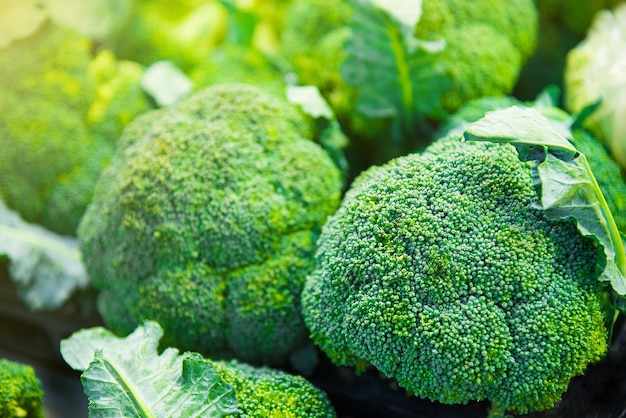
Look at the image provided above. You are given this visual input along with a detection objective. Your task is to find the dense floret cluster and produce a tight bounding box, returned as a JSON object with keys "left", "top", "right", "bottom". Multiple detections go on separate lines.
{"left": 78, "top": 83, "right": 344, "bottom": 364}
{"left": 302, "top": 134, "right": 608, "bottom": 413}
{"left": 214, "top": 359, "right": 336, "bottom": 417}
{"left": 0, "top": 23, "right": 151, "bottom": 235}
{"left": 0, "top": 358, "right": 44, "bottom": 418}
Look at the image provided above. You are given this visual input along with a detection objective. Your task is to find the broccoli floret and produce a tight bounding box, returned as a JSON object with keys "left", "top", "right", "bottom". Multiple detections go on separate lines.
{"left": 0, "top": 23, "right": 152, "bottom": 235}
{"left": 78, "top": 83, "right": 344, "bottom": 365}
{"left": 0, "top": 359, "right": 44, "bottom": 418}
{"left": 302, "top": 118, "right": 608, "bottom": 413}
{"left": 214, "top": 359, "right": 335, "bottom": 417}
{"left": 414, "top": 0, "right": 538, "bottom": 111}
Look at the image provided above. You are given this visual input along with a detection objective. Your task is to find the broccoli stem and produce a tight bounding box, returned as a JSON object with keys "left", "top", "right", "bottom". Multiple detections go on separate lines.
{"left": 486, "top": 401, "right": 512, "bottom": 418}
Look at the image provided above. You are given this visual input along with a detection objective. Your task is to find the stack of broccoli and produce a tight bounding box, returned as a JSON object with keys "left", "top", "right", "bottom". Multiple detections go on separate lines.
{"left": 4, "top": 1, "right": 626, "bottom": 417}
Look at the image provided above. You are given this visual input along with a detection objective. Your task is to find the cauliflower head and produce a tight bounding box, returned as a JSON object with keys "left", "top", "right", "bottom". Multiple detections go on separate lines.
{"left": 302, "top": 132, "right": 608, "bottom": 413}
{"left": 78, "top": 83, "right": 344, "bottom": 365}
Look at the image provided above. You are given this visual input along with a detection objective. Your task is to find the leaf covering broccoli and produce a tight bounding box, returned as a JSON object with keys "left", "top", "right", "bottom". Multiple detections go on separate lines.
{"left": 0, "top": 23, "right": 152, "bottom": 235}
{"left": 302, "top": 108, "right": 610, "bottom": 414}
{"left": 0, "top": 358, "right": 44, "bottom": 418}
{"left": 442, "top": 93, "right": 626, "bottom": 235}
{"left": 78, "top": 83, "right": 345, "bottom": 365}
{"left": 60, "top": 321, "right": 336, "bottom": 417}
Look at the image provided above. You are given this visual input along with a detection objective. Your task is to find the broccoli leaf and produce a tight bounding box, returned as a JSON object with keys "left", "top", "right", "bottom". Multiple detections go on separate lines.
{"left": 142, "top": 61, "right": 194, "bottom": 107}
{"left": 0, "top": 198, "right": 89, "bottom": 310}
{"left": 287, "top": 85, "right": 335, "bottom": 120}
{"left": 60, "top": 321, "right": 239, "bottom": 418}
{"left": 341, "top": 0, "right": 448, "bottom": 141}
{"left": 463, "top": 106, "right": 626, "bottom": 297}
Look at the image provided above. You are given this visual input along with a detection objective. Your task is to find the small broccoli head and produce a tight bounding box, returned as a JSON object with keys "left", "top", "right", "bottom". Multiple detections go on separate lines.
{"left": 78, "top": 83, "right": 344, "bottom": 365}
{"left": 414, "top": 0, "right": 538, "bottom": 111}
{"left": 0, "top": 359, "right": 44, "bottom": 418}
{"left": 213, "top": 359, "right": 335, "bottom": 417}
{"left": 302, "top": 133, "right": 608, "bottom": 413}
{"left": 0, "top": 24, "right": 151, "bottom": 235}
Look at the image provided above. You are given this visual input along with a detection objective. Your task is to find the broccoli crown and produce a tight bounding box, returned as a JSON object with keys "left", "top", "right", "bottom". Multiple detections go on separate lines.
{"left": 0, "top": 23, "right": 151, "bottom": 235}
{"left": 414, "top": 0, "right": 538, "bottom": 111}
{"left": 302, "top": 134, "right": 608, "bottom": 413}
{"left": 78, "top": 83, "right": 343, "bottom": 365}
{"left": 0, "top": 359, "right": 44, "bottom": 418}
{"left": 213, "top": 359, "right": 335, "bottom": 417}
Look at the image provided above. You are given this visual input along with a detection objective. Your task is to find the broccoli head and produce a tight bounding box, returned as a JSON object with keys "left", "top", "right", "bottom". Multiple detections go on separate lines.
{"left": 302, "top": 119, "right": 608, "bottom": 414}
{"left": 214, "top": 359, "right": 335, "bottom": 417}
{"left": 78, "top": 83, "right": 344, "bottom": 365}
{"left": 0, "top": 23, "right": 152, "bottom": 235}
{"left": 0, "top": 358, "right": 44, "bottom": 418}
{"left": 414, "top": 0, "right": 538, "bottom": 111}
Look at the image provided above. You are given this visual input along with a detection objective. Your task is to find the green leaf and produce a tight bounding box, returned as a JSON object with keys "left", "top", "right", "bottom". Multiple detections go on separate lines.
{"left": 341, "top": 0, "right": 448, "bottom": 141}
{"left": 142, "top": 61, "right": 194, "bottom": 107}
{"left": 60, "top": 322, "right": 238, "bottom": 418}
{"left": 287, "top": 85, "right": 335, "bottom": 120}
{"left": 0, "top": 198, "right": 89, "bottom": 310}
{"left": 463, "top": 106, "right": 626, "bottom": 296}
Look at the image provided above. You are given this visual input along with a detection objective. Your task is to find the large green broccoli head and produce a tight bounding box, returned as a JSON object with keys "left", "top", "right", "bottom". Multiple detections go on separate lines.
{"left": 78, "top": 83, "right": 344, "bottom": 365}
{"left": 0, "top": 23, "right": 152, "bottom": 235}
{"left": 302, "top": 131, "right": 608, "bottom": 413}
{"left": 415, "top": 0, "right": 538, "bottom": 111}
{"left": 214, "top": 359, "right": 335, "bottom": 417}
{"left": 0, "top": 359, "right": 44, "bottom": 418}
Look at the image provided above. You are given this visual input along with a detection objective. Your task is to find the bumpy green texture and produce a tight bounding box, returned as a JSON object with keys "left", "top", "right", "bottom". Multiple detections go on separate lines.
{"left": 302, "top": 134, "right": 608, "bottom": 414}
{"left": 414, "top": 0, "right": 538, "bottom": 111}
{"left": 442, "top": 96, "right": 626, "bottom": 235}
{"left": 78, "top": 83, "right": 343, "bottom": 365}
{"left": 0, "top": 359, "right": 44, "bottom": 418}
{"left": 0, "top": 23, "right": 151, "bottom": 235}
{"left": 214, "top": 359, "right": 335, "bottom": 417}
